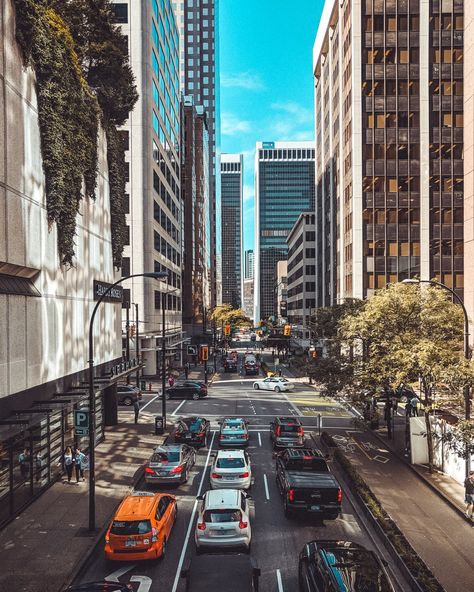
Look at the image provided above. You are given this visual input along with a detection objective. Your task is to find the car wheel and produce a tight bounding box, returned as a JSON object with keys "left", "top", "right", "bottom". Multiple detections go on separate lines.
{"left": 245, "top": 543, "right": 251, "bottom": 554}
{"left": 284, "top": 501, "right": 293, "bottom": 519}
{"left": 123, "top": 396, "right": 133, "bottom": 406}
{"left": 192, "top": 392, "right": 200, "bottom": 400}
{"left": 253, "top": 383, "right": 259, "bottom": 390}
{"left": 196, "top": 546, "right": 203, "bottom": 555}
{"left": 160, "top": 538, "right": 166, "bottom": 559}
{"left": 274, "top": 386, "right": 281, "bottom": 393}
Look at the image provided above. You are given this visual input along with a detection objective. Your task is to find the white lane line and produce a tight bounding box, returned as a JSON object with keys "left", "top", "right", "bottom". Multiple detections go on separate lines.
{"left": 171, "top": 431, "right": 216, "bottom": 592}
{"left": 258, "top": 432, "right": 262, "bottom": 447}
{"left": 139, "top": 394, "right": 159, "bottom": 412}
{"left": 263, "top": 474, "right": 270, "bottom": 500}
{"left": 171, "top": 400, "right": 185, "bottom": 416}
{"left": 283, "top": 393, "right": 302, "bottom": 417}
{"left": 276, "top": 569, "right": 284, "bottom": 592}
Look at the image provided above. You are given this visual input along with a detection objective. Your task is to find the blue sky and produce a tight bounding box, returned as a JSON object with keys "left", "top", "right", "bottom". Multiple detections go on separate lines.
{"left": 219, "top": 0, "right": 325, "bottom": 252}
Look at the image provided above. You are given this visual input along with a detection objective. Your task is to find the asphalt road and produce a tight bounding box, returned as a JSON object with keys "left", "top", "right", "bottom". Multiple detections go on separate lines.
{"left": 73, "top": 354, "right": 409, "bottom": 591}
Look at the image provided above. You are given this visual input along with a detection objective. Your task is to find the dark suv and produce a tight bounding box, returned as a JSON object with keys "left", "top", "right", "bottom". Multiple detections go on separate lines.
{"left": 270, "top": 417, "right": 305, "bottom": 449}
{"left": 166, "top": 381, "right": 207, "bottom": 400}
{"left": 298, "top": 540, "right": 392, "bottom": 591}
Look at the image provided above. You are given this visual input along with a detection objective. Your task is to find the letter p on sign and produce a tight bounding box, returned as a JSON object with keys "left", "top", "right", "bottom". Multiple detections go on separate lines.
{"left": 74, "top": 410, "right": 90, "bottom": 436}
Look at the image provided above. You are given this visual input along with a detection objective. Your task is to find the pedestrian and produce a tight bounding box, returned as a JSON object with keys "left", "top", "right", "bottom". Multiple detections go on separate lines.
{"left": 133, "top": 399, "right": 140, "bottom": 424}
{"left": 63, "top": 446, "right": 74, "bottom": 483}
{"left": 74, "top": 448, "right": 86, "bottom": 482}
{"left": 391, "top": 396, "right": 398, "bottom": 414}
{"left": 35, "top": 450, "right": 44, "bottom": 483}
{"left": 464, "top": 471, "right": 474, "bottom": 520}
{"left": 168, "top": 374, "right": 175, "bottom": 388}
{"left": 19, "top": 448, "right": 30, "bottom": 482}
{"left": 278, "top": 368, "right": 282, "bottom": 377}
{"left": 184, "top": 362, "right": 189, "bottom": 379}
{"left": 410, "top": 396, "right": 419, "bottom": 417}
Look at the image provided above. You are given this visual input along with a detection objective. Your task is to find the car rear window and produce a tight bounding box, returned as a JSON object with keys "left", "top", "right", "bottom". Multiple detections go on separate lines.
{"left": 185, "top": 419, "right": 203, "bottom": 432}
{"left": 110, "top": 519, "right": 152, "bottom": 535}
{"left": 280, "top": 424, "right": 301, "bottom": 433}
{"left": 151, "top": 451, "right": 180, "bottom": 463}
{"left": 286, "top": 458, "right": 328, "bottom": 471}
{"left": 216, "top": 457, "right": 245, "bottom": 469}
{"left": 223, "top": 422, "right": 245, "bottom": 431}
{"left": 203, "top": 509, "right": 242, "bottom": 523}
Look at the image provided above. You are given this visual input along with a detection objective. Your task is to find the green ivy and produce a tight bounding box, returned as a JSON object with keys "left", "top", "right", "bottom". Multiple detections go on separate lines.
{"left": 105, "top": 123, "right": 126, "bottom": 268}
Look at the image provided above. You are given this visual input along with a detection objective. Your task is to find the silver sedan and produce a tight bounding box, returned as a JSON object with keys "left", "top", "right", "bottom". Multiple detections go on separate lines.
{"left": 144, "top": 444, "right": 196, "bottom": 485}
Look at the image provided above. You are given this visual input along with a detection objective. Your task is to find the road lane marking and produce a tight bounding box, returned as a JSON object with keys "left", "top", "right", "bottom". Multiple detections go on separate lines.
{"left": 276, "top": 569, "right": 284, "bottom": 591}
{"left": 140, "top": 394, "right": 160, "bottom": 412}
{"left": 171, "top": 431, "right": 216, "bottom": 592}
{"left": 283, "top": 393, "right": 303, "bottom": 416}
{"left": 263, "top": 474, "right": 270, "bottom": 500}
{"left": 171, "top": 400, "right": 185, "bottom": 416}
{"left": 258, "top": 432, "right": 262, "bottom": 447}
{"left": 106, "top": 565, "right": 135, "bottom": 582}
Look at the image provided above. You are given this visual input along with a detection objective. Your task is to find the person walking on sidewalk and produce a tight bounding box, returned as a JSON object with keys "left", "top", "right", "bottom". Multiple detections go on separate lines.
{"left": 410, "top": 396, "right": 419, "bottom": 417}
{"left": 63, "top": 446, "right": 74, "bottom": 483}
{"left": 184, "top": 362, "right": 189, "bottom": 379}
{"left": 19, "top": 448, "right": 30, "bottom": 483}
{"left": 133, "top": 399, "right": 140, "bottom": 424}
{"left": 168, "top": 374, "right": 175, "bottom": 388}
{"left": 74, "top": 448, "right": 86, "bottom": 482}
{"left": 464, "top": 471, "right": 474, "bottom": 520}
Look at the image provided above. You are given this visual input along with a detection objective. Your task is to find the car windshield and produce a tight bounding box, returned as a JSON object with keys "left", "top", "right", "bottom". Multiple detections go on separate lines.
{"left": 321, "top": 548, "right": 391, "bottom": 591}
{"left": 223, "top": 422, "right": 245, "bottom": 431}
{"left": 151, "top": 450, "right": 180, "bottom": 463}
{"left": 280, "top": 424, "right": 301, "bottom": 433}
{"left": 203, "top": 509, "right": 242, "bottom": 523}
{"left": 216, "top": 457, "right": 245, "bottom": 469}
{"left": 110, "top": 519, "right": 152, "bottom": 535}
{"left": 287, "top": 458, "right": 328, "bottom": 471}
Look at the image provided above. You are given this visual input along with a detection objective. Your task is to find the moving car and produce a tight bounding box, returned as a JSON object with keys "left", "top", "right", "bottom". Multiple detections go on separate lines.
{"left": 243, "top": 354, "right": 259, "bottom": 376}
{"left": 180, "top": 553, "right": 261, "bottom": 591}
{"left": 195, "top": 489, "right": 252, "bottom": 553}
{"left": 253, "top": 377, "right": 295, "bottom": 392}
{"left": 66, "top": 584, "right": 132, "bottom": 592}
{"left": 224, "top": 358, "right": 238, "bottom": 373}
{"left": 219, "top": 418, "right": 250, "bottom": 447}
{"left": 104, "top": 491, "right": 177, "bottom": 561}
{"left": 270, "top": 417, "right": 305, "bottom": 449}
{"left": 165, "top": 380, "right": 207, "bottom": 400}
{"left": 144, "top": 444, "right": 196, "bottom": 486}
{"left": 210, "top": 449, "right": 252, "bottom": 490}
{"left": 298, "top": 540, "right": 393, "bottom": 591}
{"left": 276, "top": 449, "right": 342, "bottom": 519}
{"left": 117, "top": 384, "right": 141, "bottom": 406}
{"left": 173, "top": 417, "right": 211, "bottom": 448}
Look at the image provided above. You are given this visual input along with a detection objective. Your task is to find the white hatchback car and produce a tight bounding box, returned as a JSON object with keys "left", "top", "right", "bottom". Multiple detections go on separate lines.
{"left": 195, "top": 489, "right": 252, "bottom": 553}
{"left": 210, "top": 449, "right": 252, "bottom": 490}
{"left": 253, "top": 377, "right": 295, "bottom": 392}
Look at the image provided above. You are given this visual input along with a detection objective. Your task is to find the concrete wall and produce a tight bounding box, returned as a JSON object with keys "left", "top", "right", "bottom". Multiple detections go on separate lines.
{"left": 0, "top": 0, "right": 122, "bottom": 399}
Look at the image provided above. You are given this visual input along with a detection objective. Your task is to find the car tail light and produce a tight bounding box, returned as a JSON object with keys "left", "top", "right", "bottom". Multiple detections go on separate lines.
{"left": 197, "top": 432, "right": 205, "bottom": 437}
{"left": 239, "top": 472, "right": 249, "bottom": 478}
{"left": 170, "top": 465, "right": 183, "bottom": 474}
{"left": 144, "top": 467, "right": 154, "bottom": 474}
{"left": 276, "top": 426, "right": 281, "bottom": 437}
{"left": 197, "top": 521, "right": 206, "bottom": 530}
{"left": 298, "top": 427, "right": 304, "bottom": 436}
{"left": 243, "top": 434, "right": 249, "bottom": 439}
{"left": 337, "top": 488, "right": 342, "bottom": 504}
{"left": 211, "top": 472, "right": 222, "bottom": 479}
{"left": 288, "top": 488, "right": 295, "bottom": 502}
{"left": 239, "top": 520, "right": 248, "bottom": 529}
{"left": 219, "top": 434, "right": 225, "bottom": 440}
{"left": 151, "top": 527, "right": 158, "bottom": 542}
{"left": 105, "top": 535, "right": 110, "bottom": 544}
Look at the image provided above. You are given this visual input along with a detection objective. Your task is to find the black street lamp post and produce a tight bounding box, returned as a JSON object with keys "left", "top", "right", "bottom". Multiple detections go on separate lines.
{"left": 161, "top": 282, "right": 179, "bottom": 430}
{"left": 88, "top": 271, "right": 168, "bottom": 531}
{"left": 135, "top": 303, "right": 140, "bottom": 388}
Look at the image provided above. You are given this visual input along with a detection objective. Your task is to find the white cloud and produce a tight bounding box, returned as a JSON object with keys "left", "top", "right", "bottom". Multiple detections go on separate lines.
{"left": 271, "top": 101, "right": 314, "bottom": 125}
{"left": 221, "top": 114, "right": 252, "bottom": 136}
{"left": 221, "top": 72, "right": 265, "bottom": 91}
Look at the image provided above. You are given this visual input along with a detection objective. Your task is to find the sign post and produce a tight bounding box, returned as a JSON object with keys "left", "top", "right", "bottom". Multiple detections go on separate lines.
{"left": 74, "top": 410, "right": 90, "bottom": 437}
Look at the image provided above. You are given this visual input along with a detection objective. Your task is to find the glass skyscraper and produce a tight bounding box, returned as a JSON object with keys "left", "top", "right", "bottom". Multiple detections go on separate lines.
{"left": 254, "top": 142, "right": 316, "bottom": 321}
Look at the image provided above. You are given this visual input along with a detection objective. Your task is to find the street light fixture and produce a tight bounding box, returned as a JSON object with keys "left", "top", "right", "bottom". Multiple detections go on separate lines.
{"left": 88, "top": 271, "right": 168, "bottom": 531}
{"left": 402, "top": 278, "right": 471, "bottom": 475}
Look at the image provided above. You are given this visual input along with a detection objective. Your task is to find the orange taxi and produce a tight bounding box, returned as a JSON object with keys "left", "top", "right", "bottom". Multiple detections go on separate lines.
{"left": 104, "top": 491, "right": 177, "bottom": 561}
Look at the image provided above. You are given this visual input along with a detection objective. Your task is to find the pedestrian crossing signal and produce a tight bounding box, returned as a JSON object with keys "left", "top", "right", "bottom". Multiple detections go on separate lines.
{"left": 311, "top": 350, "right": 318, "bottom": 359}
{"left": 224, "top": 324, "right": 231, "bottom": 336}
{"left": 201, "top": 345, "right": 209, "bottom": 361}
{"left": 283, "top": 325, "right": 291, "bottom": 336}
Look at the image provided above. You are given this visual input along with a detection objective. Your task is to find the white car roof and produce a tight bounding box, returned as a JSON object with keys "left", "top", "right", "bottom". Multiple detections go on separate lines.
{"left": 205, "top": 488, "right": 240, "bottom": 509}
{"left": 216, "top": 449, "right": 246, "bottom": 459}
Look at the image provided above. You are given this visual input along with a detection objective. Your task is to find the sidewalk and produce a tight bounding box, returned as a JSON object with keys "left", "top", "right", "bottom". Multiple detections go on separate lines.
{"left": 0, "top": 410, "right": 167, "bottom": 592}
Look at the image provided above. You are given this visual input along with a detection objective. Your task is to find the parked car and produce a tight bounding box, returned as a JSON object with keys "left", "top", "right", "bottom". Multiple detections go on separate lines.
{"left": 270, "top": 417, "right": 305, "bottom": 449}
{"left": 173, "top": 417, "right": 211, "bottom": 448}
{"left": 144, "top": 444, "right": 196, "bottom": 486}
{"left": 253, "top": 377, "right": 295, "bottom": 392}
{"left": 298, "top": 540, "right": 393, "bottom": 591}
{"left": 224, "top": 358, "right": 238, "bottom": 373}
{"left": 276, "top": 448, "right": 342, "bottom": 519}
{"left": 210, "top": 449, "right": 252, "bottom": 490}
{"left": 195, "top": 489, "right": 252, "bottom": 553}
{"left": 219, "top": 418, "right": 250, "bottom": 447}
{"left": 180, "top": 553, "right": 260, "bottom": 591}
{"left": 116, "top": 384, "right": 141, "bottom": 406}
{"left": 104, "top": 491, "right": 177, "bottom": 561}
{"left": 165, "top": 381, "right": 207, "bottom": 400}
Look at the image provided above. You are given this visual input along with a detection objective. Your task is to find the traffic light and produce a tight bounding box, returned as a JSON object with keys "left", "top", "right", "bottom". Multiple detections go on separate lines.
{"left": 283, "top": 324, "right": 291, "bottom": 337}
{"left": 224, "top": 324, "right": 231, "bottom": 336}
{"left": 311, "top": 350, "right": 318, "bottom": 359}
{"left": 201, "top": 345, "right": 209, "bottom": 361}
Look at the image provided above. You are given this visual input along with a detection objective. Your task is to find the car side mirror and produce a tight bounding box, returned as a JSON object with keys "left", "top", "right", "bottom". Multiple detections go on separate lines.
{"left": 196, "top": 495, "right": 204, "bottom": 501}
{"left": 245, "top": 493, "right": 253, "bottom": 499}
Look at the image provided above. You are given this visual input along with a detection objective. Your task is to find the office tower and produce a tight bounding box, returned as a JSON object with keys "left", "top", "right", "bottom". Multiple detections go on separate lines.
{"left": 254, "top": 141, "right": 316, "bottom": 321}
{"left": 286, "top": 213, "right": 316, "bottom": 337}
{"left": 220, "top": 154, "right": 243, "bottom": 308}
{"left": 181, "top": 97, "right": 211, "bottom": 334}
{"left": 243, "top": 279, "right": 254, "bottom": 320}
{"left": 174, "top": 0, "right": 220, "bottom": 307}
{"left": 275, "top": 261, "right": 288, "bottom": 323}
{"left": 113, "top": 0, "right": 183, "bottom": 374}
{"left": 244, "top": 250, "right": 255, "bottom": 280}
{"left": 313, "top": 0, "right": 464, "bottom": 307}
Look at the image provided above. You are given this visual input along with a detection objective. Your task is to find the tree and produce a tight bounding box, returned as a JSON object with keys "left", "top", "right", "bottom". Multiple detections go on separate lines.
{"left": 341, "top": 282, "right": 474, "bottom": 471}
{"left": 209, "top": 304, "right": 252, "bottom": 328}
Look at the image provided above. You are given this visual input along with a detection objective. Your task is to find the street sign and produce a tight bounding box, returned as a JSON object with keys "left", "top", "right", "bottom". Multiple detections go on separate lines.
{"left": 187, "top": 345, "right": 197, "bottom": 355}
{"left": 74, "top": 410, "right": 89, "bottom": 437}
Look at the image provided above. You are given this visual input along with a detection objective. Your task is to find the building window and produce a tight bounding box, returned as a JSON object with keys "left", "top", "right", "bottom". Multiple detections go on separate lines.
{"left": 121, "top": 257, "right": 130, "bottom": 277}
{"left": 110, "top": 3, "right": 128, "bottom": 23}
{"left": 124, "top": 193, "right": 130, "bottom": 214}
{"left": 154, "top": 291, "right": 162, "bottom": 309}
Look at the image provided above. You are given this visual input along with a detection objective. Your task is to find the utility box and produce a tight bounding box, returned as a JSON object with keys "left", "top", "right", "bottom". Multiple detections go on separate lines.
{"left": 155, "top": 415, "right": 165, "bottom": 435}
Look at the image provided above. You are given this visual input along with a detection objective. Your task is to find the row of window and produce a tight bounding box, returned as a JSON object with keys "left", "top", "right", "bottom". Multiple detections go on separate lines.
{"left": 153, "top": 171, "right": 179, "bottom": 222}
{"left": 154, "top": 290, "right": 181, "bottom": 311}
{"left": 154, "top": 261, "right": 181, "bottom": 289}
{"left": 154, "top": 230, "right": 181, "bottom": 267}
{"left": 154, "top": 200, "right": 179, "bottom": 243}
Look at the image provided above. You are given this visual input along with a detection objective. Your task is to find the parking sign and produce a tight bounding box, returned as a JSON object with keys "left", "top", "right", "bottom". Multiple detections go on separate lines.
{"left": 74, "top": 410, "right": 90, "bottom": 436}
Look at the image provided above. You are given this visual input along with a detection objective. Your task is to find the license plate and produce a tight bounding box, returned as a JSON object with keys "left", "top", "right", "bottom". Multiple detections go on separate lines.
{"left": 125, "top": 539, "right": 137, "bottom": 547}
{"left": 310, "top": 505, "right": 320, "bottom": 511}
{"left": 185, "top": 435, "right": 192, "bottom": 439}
{"left": 223, "top": 475, "right": 236, "bottom": 480}
{"left": 157, "top": 471, "right": 168, "bottom": 476}
{"left": 211, "top": 529, "right": 233, "bottom": 536}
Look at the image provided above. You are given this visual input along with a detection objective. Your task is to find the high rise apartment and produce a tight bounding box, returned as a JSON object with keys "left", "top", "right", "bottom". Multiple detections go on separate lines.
{"left": 314, "top": 0, "right": 464, "bottom": 306}
{"left": 173, "top": 0, "right": 220, "bottom": 307}
{"left": 112, "top": 0, "right": 183, "bottom": 375}
{"left": 220, "top": 154, "right": 243, "bottom": 308}
{"left": 244, "top": 250, "right": 254, "bottom": 280}
{"left": 254, "top": 141, "right": 315, "bottom": 321}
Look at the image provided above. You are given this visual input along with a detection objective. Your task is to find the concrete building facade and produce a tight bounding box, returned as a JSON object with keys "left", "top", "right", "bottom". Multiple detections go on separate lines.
{"left": 220, "top": 154, "right": 243, "bottom": 308}
{"left": 314, "top": 0, "right": 464, "bottom": 306}
{"left": 286, "top": 213, "right": 316, "bottom": 338}
{"left": 254, "top": 141, "right": 315, "bottom": 322}
{"left": 113, "top": 0, "right": 184, "bottom": 375}
{"left": 243, "top": 278, "right": 254, "bottom": 320}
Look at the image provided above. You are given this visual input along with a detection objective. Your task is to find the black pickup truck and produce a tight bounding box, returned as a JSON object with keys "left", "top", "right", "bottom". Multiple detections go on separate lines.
{"left": 275, "top": 448, "right": 342, "bottom": 519}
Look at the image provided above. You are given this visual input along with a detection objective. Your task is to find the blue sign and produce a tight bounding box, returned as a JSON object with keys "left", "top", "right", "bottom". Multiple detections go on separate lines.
{"left": 262, "top": 142, "right": 275, "bottom": 149}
